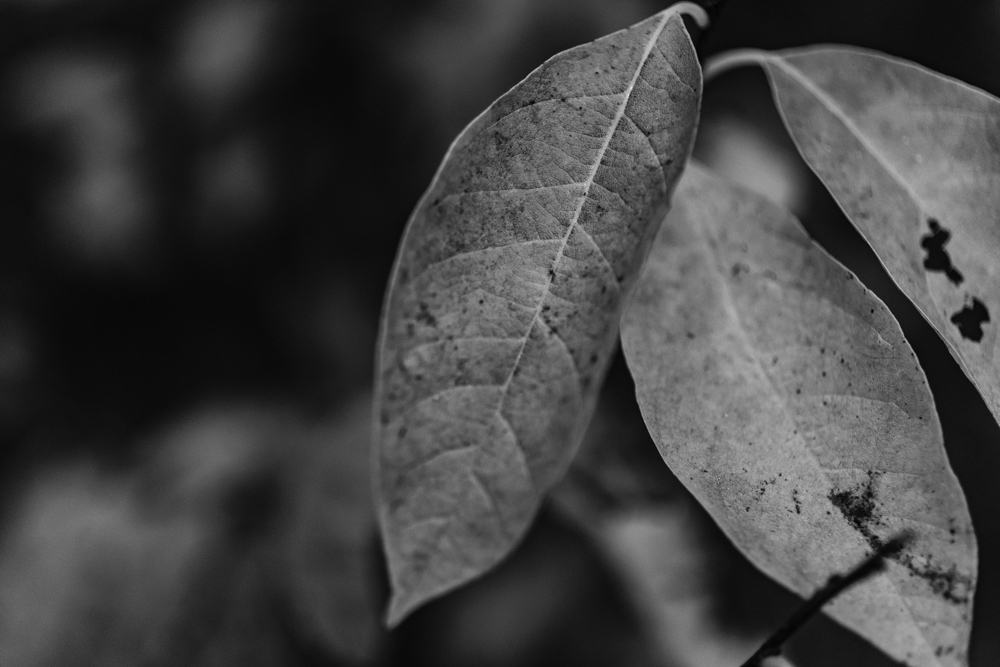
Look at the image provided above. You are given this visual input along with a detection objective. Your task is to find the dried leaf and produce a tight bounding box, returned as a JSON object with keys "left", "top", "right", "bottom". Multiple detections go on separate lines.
{"left": 621, "top": 164, "right": 976, "bottom": 667}
{"left": 374, "top": 3, "right": 705, "bottom": 624}
{"left": 724, "top": 46, "right": 1000, "bottom": 429}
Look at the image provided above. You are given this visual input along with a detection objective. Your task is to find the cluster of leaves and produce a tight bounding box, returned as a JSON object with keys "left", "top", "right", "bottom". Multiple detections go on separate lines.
{"left": 373, "top": 2, "right": 998, "bottom": 665}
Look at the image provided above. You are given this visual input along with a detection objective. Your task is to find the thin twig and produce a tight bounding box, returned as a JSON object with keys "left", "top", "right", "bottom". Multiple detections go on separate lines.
{"left": 740, "top": 531, "right": 915, "bottom": 667}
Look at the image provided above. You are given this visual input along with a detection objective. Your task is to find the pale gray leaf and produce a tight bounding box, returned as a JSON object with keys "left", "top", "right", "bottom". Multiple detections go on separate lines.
{"left": 373, "top": 3, "right": 705, "bottom": 624}
{"left": 621, "top": 164, "right": 976, "bottom": 667}
{"left": 718, "top": 46, "right": 1000, "bottom": 431}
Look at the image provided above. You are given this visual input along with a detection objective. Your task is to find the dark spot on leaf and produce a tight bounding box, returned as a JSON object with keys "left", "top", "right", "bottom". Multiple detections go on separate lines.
{"left": 921, "top": 218, "right": 964, "bottom": 285}
{"left": 685, "top": 331, "right": 695, "bottom": 339}
{"left": 829, "top": 473, "right": 971, "bottom": 604}
{"left": 828, "top": 471, "right": 882, "bottom": 549}
{"left": 896, "top": 552, "right": 973, "bottom": 605}
{"left": 950, "top": 297, "right": 989, "bottom": 342}
{"left": 415, "top": 302, "right": 437, "bottom": 327}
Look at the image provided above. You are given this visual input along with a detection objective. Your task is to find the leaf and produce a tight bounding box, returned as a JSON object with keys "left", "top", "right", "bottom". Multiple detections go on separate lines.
{"left": 713, "top": 46, "right": 1000, "bottom": 430}
{"left": 283, "top": 395, "right": 382, "bottom": 662}
{"left": 373, "top": 3, "right": 705, "bottom": 625}
{"left": 620, "top": 164, "right": 977, "bottom": 667}
{"left": 598, "top": 507, "right": 763, "bottom": 667}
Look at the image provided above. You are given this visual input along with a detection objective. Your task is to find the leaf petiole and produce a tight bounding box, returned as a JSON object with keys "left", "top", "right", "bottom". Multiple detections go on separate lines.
{"left": 702, "top": 48, "right": 770, "bottom": 84}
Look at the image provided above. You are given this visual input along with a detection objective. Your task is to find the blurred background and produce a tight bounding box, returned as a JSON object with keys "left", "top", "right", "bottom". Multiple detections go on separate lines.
{"left": 0, "top": 0, "right": 998, "bottom": 665}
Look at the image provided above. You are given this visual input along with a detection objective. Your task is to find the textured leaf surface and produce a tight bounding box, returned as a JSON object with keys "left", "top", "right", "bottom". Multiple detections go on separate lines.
{"left": 749, "top": 46, "right": 1000, "bottom": 429}
{"left": 373, "top": 4, "right": 703, "bottom": 624}
{"left": 621, "top": 165, "right": 976, "bottom": 667}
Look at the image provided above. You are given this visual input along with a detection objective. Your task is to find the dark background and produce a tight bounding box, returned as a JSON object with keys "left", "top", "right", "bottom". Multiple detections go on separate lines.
{"left": 0, "top": 0, "right": 997, "bottom": 665}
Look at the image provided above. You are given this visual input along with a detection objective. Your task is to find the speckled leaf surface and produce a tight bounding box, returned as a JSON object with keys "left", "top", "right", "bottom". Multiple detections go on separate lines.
{"left": 756, "top": 47, "right": 1000, "bottom": 430}
{"left": 373, "top": 4, "right": 704, "bottom": 625}
{"left": 621, "top": 165, "right": 976, "bottom": 667}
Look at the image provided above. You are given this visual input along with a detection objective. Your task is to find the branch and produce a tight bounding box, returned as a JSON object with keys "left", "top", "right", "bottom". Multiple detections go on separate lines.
{"left": 740, "top": 532, "right": 914, "bottom": 667}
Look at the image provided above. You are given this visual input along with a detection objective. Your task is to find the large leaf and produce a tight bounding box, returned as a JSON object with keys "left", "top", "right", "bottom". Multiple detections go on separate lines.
{"left": 621, "top": 164, "right": 977, "bottom": 667}
{"left": 373, "top": 3, "right": 705, "bottom": 624}
{"left": 709, "top": 46, "right": 1000, "bottom": 430}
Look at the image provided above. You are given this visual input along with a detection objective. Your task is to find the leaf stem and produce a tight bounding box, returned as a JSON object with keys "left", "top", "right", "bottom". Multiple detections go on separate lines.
{"left": 740, "top": 532, "right": 914, "bottom": 667}
{"left": 702, "top": 48, "right": 769, "bottom": 84}
{"left": 672, "top": 1, "right": 710, "bottom": 29}
{"left": 695, "top": 0, "right": 735, "bottom": 25}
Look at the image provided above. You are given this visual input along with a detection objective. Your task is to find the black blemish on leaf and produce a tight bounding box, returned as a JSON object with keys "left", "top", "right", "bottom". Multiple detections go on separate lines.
{"left": 831, "top": 473, "right": 973, "bottom": 606}
{"left": 896, "top": 552, "right": 973, "bottom": 606}
{"left": 415, "top": 302, "right": 437, "bottom": 327}
{"left": 950, "top": 297, "right": 990, "bottom": 342}
{"left": 920, "top": 218, "right": 964, "bottom": 285}
{"left": 828, "top": 471, "right": 882, "bottom": 549}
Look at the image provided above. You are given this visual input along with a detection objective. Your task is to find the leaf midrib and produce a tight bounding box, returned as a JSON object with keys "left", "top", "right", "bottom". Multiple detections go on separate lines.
{"left": 488, "top": 10, "right": 676, "bottom": 462}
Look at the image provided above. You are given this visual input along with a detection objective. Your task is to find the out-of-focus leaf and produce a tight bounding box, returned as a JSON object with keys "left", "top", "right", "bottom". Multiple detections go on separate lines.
{"left": 282, "top": 395, "right": 382, "bottom": 663}
{"left": 710, "top": 46, "right": 1000, "bottom": 430}
{"left": 0, "top": 467, "right": 209, "bottom": 667}
{"left": 374, "top": 3, "right": 705, "bottom": 624}
{"left": 599, "top": 507, "right": 761, "bottom": 667}
{"left": 621, "top": 165, "right": 976, "bottom": 667}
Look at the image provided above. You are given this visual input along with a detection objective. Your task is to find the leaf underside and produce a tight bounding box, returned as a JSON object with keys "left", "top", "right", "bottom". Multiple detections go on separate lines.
{"left": 373, "top": 6, "right": 701, "bottom": 624}
{"left": 621, "top": 164, "right": 976, "bottom": 667}
{"left": 760, "top": 46, "right": 1000, "bottom": 434}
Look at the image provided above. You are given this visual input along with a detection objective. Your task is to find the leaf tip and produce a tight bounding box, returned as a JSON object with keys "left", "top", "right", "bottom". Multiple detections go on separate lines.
{"left": 384, "top": 598, "right": 407, "bottom": 629}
